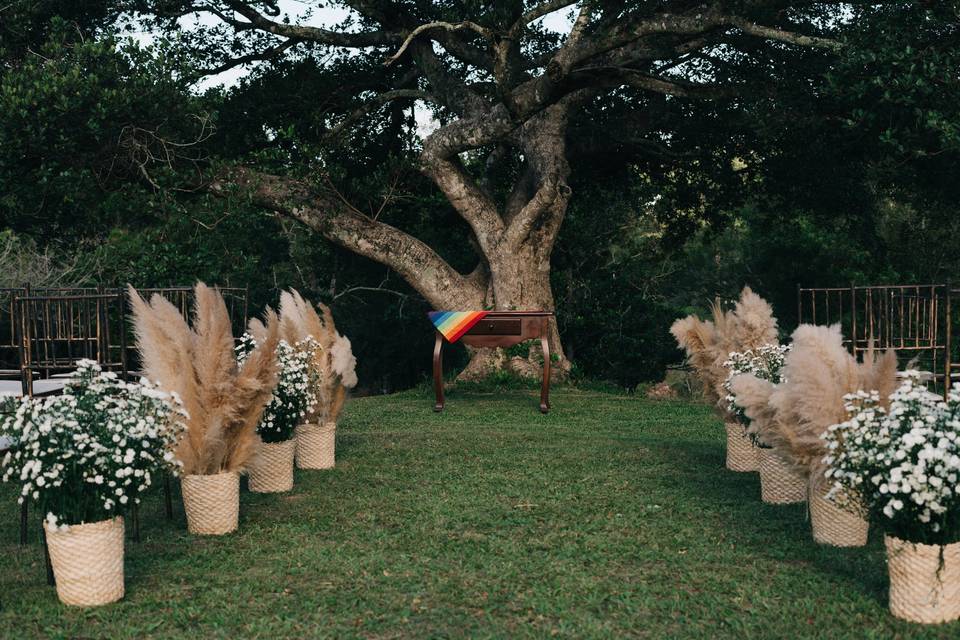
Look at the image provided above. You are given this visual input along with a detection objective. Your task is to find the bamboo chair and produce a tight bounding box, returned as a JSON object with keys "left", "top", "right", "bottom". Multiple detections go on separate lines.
{"left": 124, "top": 285, "right": 249, "bottom": 374}
{"left": 798, "top": 284, "right": 953, "bottom": 395}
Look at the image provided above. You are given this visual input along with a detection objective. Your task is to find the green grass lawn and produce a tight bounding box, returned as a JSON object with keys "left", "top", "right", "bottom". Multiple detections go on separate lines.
{"left": 3, "top": 387, "right": 959, "bottom": 638}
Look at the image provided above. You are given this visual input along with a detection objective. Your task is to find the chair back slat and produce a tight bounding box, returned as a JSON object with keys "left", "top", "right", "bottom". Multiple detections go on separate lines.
{"left": 0, "top": 288, "right": 21, "bottom": 374}
{"left": 14, "top": 292, "right": 127, "bottom": 396}
{"left": 5, "top": 284, "right": 249, "bottom": 393}
{"left": 132, "top": 286, "right": 249, "bottom": 337}
{"left": 798, "top": 283, "right": 954, "bottom": 396}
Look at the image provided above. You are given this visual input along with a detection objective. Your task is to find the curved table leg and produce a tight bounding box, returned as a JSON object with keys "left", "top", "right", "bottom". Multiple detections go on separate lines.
{"left": 540, "top": 326, "right": 551, "bottom": 414}
{"left": 433, "top": 332, "right": 445, "bottom": 412}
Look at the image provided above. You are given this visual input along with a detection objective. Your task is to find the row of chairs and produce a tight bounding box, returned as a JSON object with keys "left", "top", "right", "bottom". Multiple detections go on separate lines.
{"left": 0, "top": 285, "right": 248, "bottom": 397}
{"left": 797, "top": 284, "right": 956, "bottom": 395}
{"left": 1, "top": 285, "right": 249, "bottom": 581}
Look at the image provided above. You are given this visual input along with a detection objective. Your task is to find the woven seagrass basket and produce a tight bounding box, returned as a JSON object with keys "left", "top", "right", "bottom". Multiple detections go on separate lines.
{"left": 181, "top": 472, "right": 239, "bottom": 535}
{"left": 724, "top": 422, "right": 758, "bottom": 472}
{"left": 45, "top": 517, "right": 125, "bottom": 606}
{"left": 757, "top": 448, "right": 806, "bottom": 504}
{"left": 248, "top": 439, "right": 296, "bottom": 493}
{"left": 886, "top": 536, "right": 960, "bottom": 624}
{"left": 809, "top": 484, "right": 868, "bottom": 547}
{"left": 296, "top": 422, "right": 336, "bottom": 470}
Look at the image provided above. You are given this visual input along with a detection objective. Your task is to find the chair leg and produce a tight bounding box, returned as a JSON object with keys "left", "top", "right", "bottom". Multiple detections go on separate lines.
{"left": 41, "top": 526, "right": 55, "bottom": 586}
{"left": 164, "top": 473, "right": 173, "bottom": 520}
{"left": 432, "top": 332, "right": 445, "bottom": 412}
{"left": 539, "top": 323, "right": 551, "bottom": 414}
{"left": 131, "top": 503, "right": 141, "bottom": 543}
{"left": 20, "top": 500, "right": 28, "bottom": 545}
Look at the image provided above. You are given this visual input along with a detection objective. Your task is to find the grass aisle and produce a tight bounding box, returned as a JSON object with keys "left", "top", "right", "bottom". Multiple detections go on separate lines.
{"left": 3, "top": 388, "right": 958, "bottom": 638}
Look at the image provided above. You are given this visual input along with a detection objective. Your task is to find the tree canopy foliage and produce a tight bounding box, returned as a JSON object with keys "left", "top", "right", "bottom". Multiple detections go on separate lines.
{"left": 0, "top": 1, "right": 957, "bottom": 390}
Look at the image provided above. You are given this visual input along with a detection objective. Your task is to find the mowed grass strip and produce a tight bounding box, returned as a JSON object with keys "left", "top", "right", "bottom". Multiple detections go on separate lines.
{"left": 2, "top": 387, "right": 957, "bottom": 638}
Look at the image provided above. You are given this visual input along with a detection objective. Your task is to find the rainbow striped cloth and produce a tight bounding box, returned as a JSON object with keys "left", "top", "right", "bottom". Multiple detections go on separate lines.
{"left": 428, "top": 310, "right": 489, "bottom": 343}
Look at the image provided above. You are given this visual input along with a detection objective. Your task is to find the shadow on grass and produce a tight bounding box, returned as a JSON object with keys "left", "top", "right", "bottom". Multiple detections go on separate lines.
{"left": 642, "top": 436, "right": 887, "bottom": 603}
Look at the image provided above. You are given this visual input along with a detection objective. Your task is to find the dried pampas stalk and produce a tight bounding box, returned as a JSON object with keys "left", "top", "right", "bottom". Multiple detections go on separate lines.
{"left": 858, "top": 346, "right": 899, "bottom": 406}
{"left": 670, "top": 315, "right": 725, "bottom": 404}
{"left": 709, "top": 299, "right": 738, "bottom": 356}
{"left": 331, "top": 333, "right": 359, "bottom": 389}
{"left": 225, "top": 307, "right": 280, "bottom": 473}
{"left": 246, "top": 316, "right": 268, "bottom": 344}
{"left": 729, "top": 374, "right": 778, "bottom": 442}
{"left": 670, "top": 286, "right": 779, "bottom": 414}
{"left": 731, "top": 286, "right": 779, "bottom": 352}
{"left": 128, "top": 285, "right": 205, "bottom": 475}
{"left": 738, "top": 323, "right": 897, "bottom": 485}
{"left": 129, "top": 282, "right": 279, "bottom": 475}
{"left": 329, "top": 385, "right": 346, "bottom": 424}
{"left": 278, "top": 289, "right": 358, "bottom": 424}
{"left": 707, "top": 299, "right": 741, "bottom": 407}
{"left": 711, "top": 287, "right": 780, "bottom": 418}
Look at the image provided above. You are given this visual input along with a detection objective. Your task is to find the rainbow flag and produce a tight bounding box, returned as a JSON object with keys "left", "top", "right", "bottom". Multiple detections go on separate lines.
{"left": 429, "top": 310, "right": 489, "bottom": 343}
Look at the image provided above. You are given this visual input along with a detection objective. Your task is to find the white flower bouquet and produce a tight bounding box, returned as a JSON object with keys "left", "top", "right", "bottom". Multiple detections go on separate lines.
{"left": 723, "top": 344, "right": 790, "bottom": 431}
{"left": 238, "top": 333, "right": 319, "bottom": 492}
{"left": 0, "top": 360, "right": 185, "bottom": 530}
{"left": 823, "top": 373, "right": 960, "bottom": 544}
{"left": 238, "top": 334, "right": 319, "bottom": 444}
{"left": 0, "top": 360, "right": 184, "bottom": 606}
{"left": 823, "top": 373, "right": 960, "bottom": 622}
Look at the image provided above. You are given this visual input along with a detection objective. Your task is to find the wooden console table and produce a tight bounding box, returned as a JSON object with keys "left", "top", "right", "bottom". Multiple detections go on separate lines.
{"left": 432, "top": 311, "right": 553, "bottom": 413}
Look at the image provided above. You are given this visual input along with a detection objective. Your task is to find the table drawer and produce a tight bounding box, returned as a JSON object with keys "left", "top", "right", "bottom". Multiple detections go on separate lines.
{"left": 467, "top": 319, "right": 522, "bottom": 336}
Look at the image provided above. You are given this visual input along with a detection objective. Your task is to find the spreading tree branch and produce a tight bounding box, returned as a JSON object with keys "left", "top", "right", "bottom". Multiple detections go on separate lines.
{"left": 324, "top": 89, "right": 437, "bottom": 142}
{"left": 510, "top": 0, "right": 579, "bottom": 35}
{"left": 574, "top": 66, "right": 731, "bottom": 98}
{"left": 209, "top": 167, "right": 483, "bottom": 307}
{"left": 420, "top": 156, "right": 505, "bottom": 255}
{"left": 384, "top": 20, "right": 494, "bottom": 66}
{"left": 727, "top": 16, "right": 844, "bottom": 50}
{"left": 221, "top": 0, "right": 400, "bottom": 47}
{"left": 503, "top": 176, "right": 567, "bottom": 250}
{"left": 576, "top": 8, "right": 841, "bottom": 70}
{"left": 408, "top": 40, "right": 488, "bottom": 115}
{"left": 193, "top": 36, "right": 299, "bottom": 78}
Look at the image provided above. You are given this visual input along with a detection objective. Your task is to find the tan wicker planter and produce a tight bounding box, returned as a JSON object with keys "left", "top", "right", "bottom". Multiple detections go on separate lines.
{"left": 809, "top": 485, "right": 868, "bottom": 547}
{"left": 181, "top": 472, "right": 239, "bottom": 535}
{"left": 724, "top": 422, "right": 757, "bottom": 472}
{"left": 248, "top": 439, "right": 296, "bottom": 493}
{"left": 45, "top": 517, "right": 124, "bottom": 606}
{"left": 757, "top": 448, "right": 806, "bottom": 504}
{"left": 886, "top": 536, "right": 960, "bottom": 624}
{"left": 296, "top": 422, "right": 336, "bottom": 470}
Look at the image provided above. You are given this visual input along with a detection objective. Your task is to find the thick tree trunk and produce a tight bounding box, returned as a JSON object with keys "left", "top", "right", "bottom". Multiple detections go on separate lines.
{"left": 427, "top": 103, "right": 575, "bottom": 382}
{"left": 456, "top": 242, "right": 570, "bottom": 382}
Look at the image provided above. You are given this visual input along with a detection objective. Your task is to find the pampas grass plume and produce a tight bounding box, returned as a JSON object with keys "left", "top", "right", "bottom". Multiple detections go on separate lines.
{"left": 278, "top": 289, "right": 358, "bottom": 424}
{"left": 130, "top": 282, "right": 279, "bottom": 475}
{"left": 749, "top": 323, "right": 898, "bottom": 480}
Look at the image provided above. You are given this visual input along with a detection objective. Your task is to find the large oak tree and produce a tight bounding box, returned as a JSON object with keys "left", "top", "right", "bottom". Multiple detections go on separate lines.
{"left": 132, "top": 0, "right": 853, "bottom": 377}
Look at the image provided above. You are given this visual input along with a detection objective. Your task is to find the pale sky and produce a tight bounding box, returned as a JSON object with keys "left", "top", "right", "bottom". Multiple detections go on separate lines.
{"left": 132, "top": 1, "right": 575, "bottom": 89}
{"left": 129, "top": 2, "right": 576, "bottom": 136}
